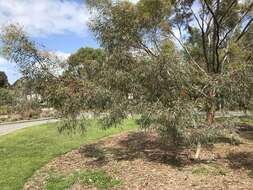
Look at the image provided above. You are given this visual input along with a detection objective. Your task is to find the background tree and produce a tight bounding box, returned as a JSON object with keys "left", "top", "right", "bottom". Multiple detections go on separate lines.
{"left": 0, "top": 88, "right": 14, "bottom": 106}
{"left": 66, "top": 47, "right": 105, "bottom": 80}
{"left": 0, "top": 71, "right": 9, "bottom": 88}
{"left": 0, "top": 71, "right": 14, "bottom": 116}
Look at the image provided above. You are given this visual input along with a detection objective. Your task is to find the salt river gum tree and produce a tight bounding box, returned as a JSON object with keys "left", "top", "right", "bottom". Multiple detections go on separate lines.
{"left": 1, "top": 0, "right": 253, "bottom": 158}
{"left": 86, "top": 0, "right": 253, "bottom": 158}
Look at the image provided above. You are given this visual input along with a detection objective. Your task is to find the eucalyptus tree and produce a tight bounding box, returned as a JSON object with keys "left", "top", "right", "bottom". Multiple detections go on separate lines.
{"left": 88, "top": 0, "right": 253, "bottom": 122}
{"left": 1, "top": 0, "right": 253, "bottom": 158}
{"left": 86, "top": 0, "right": 253, "bottom": 156}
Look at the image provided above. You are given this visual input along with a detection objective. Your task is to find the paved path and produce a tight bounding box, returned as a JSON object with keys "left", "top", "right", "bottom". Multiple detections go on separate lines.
{"left": 0, "top": 119, "right": 58, "bottom": 136}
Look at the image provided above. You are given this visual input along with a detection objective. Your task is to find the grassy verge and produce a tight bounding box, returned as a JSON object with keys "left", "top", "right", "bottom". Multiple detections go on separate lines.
{"left": 0, "top": 118, "right": 138, "bottom": 190}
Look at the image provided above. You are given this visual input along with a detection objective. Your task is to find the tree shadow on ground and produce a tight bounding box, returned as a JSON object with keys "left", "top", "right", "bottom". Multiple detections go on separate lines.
{"left": 226, "top": 151, "right": 253, "bottom": 176}
{"left": 237, "top": 123, "right": 253, "bottom": 141}
{"left": 79, "top": 132, "right": 211, "bottom": 168}
{"left": 239, "top": 131, "right": 253, "bottom": 141}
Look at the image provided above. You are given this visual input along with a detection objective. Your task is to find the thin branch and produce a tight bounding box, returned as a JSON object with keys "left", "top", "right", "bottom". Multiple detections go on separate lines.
{"left": 218, "top": 0, "right": 237, "bottom": 23}
{"left": 190, "top": 6, "right": 210, "bottom": 71}
{"left": 215, "top": 0, "right": 221, "bottom": 73}
{"left": 168, "top": 31, "right": 209, "bottom": 77}
{"left": 203, "top": 0, "right": 219, "bottom": 26}
{"left": 203, "top": 0, "right": 221, "bottom": 72}
{"left": 219, "top": 2, "right": 253, "bottom": 46}
{"left": 236, "top": 18, "right": 253, "bottom": 42}
{"left": 135, "top": 39, "right": 157, "bottom": 58}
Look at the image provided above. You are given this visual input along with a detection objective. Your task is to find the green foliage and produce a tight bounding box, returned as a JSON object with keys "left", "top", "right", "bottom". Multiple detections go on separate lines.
{"left": 66, "top": 47, "right": 105, "bottom": 80}
{"left": 0, "top": 105, "right": 9, "bottom": 115}
{"left": 85, "top": 0, "right": 253, "bottom": 147}
{"left": 0, "top": 71, "right": 9, "bottom": 88}
{"left": 0, "top": 88, "right": 14, "bottom": 106}
{"left": 58, "top": 118, "right": 89, "bottom": 134}
{"left": 0, "top": 77, "right": 43, "bottom": 119}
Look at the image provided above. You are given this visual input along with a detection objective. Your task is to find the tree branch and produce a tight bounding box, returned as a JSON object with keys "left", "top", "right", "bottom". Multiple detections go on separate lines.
{"left": 236, "top": 18, "right": 253, "bottom": 42}
{"left": 218, "top": 0, "right": 237, "bottom": 23}
{"left": 219, "top": 2, "right": 253, "bottom": 46}
{"left": 168, "top": 31, "right": 209, "bottom": 77}
{"left": 190, "top": 6, "right": 210, "bottom": 72}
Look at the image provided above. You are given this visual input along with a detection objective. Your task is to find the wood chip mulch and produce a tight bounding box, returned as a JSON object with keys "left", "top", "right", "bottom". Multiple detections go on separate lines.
{"left": 23, "top": 131, "right": 253, "bottom": 190}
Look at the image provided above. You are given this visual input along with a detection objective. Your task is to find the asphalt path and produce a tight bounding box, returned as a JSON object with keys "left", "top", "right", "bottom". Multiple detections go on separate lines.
{"left": 0, "top": 119, "right": 58, "bottom": 136}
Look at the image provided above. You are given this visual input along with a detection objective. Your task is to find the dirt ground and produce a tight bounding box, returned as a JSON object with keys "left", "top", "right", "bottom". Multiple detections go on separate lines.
{"left": 23, "top": 130, "right": 253, "bottom": 190}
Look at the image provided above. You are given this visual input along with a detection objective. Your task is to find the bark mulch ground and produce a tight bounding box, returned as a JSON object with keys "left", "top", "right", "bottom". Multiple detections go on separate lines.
{"left": 23, "top": 130, "right": 253, "bottom": 190}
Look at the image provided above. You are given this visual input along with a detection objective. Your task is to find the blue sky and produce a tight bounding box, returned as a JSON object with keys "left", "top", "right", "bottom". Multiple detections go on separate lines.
{"left": 0, "top": 0, "right": 102, "bottom": 84}
{"left": 0, "top": 31, "right": 99, "bottom": 83}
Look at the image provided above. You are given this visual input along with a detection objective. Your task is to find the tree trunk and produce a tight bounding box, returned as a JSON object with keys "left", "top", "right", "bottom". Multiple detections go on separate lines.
{"left": 206, "top": 103, "right": 215, "bottom": 125}
{"left": 206, "top": 89, "right": 216, "bottom": 125}
{"left": 194, "top": 142, "right": 202, "bottom": 160}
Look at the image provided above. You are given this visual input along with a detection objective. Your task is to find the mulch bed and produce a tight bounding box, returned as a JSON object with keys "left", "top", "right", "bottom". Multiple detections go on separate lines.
{"left": 23, "top": 130, "right": 253, "bottom": 190}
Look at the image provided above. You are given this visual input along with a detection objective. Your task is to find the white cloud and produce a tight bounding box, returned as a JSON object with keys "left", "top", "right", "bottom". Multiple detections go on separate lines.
{"left": 0, "top": 0, "right": 142, "bottom": 37}
{"left": 128, "top": 0, "right": 139, "bottom": 3}
{"left": 0, "top": 0, "right": 89, "bottom": 37}
{"left": 53, "top": 51, "right": 71, "bottom": 61}
{"left": 0, "top": 56, "right": 7, "bottom": 65}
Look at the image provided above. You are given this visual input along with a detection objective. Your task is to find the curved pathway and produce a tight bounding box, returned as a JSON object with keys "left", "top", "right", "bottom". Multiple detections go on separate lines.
{"left": 0, "top": 118, "right": 58, "bottom": 136}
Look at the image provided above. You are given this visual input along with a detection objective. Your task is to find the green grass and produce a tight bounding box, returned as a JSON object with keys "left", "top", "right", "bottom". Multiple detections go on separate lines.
{"left": 46, "top": 175, "right": 77, "bottom": 190}
{"left": 46, "top": 170, "right": 122, "bottom": 190}
{"left": 0, "top": 119, "right": 138, "bottom": 190}
{"left": 192, "top": 167, "right": 209, "bottom": 175}
{"left": 216, "top": 115, "right": 253, "bottom": 124}
{"left": 192, "top": 164, "right": 229, "bottom": 176}
{"left": 237, "top": 116, "right": 253, "bottom": 124}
